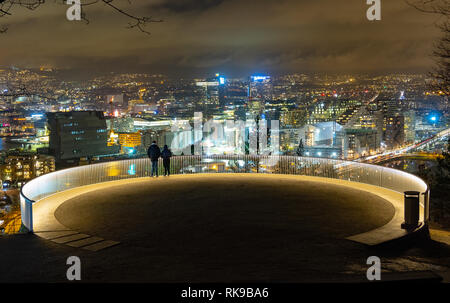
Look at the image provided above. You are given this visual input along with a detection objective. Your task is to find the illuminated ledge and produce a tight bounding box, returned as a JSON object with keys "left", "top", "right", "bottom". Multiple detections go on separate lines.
{"left": 346, "top": 192, "right": 425, "bottom": 246}
{"left": 32, "top": 173, "right": 424, "bottom": 246}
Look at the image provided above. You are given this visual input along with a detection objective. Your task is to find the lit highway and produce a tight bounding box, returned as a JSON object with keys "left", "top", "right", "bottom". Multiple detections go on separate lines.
{"left": 358, "top": 127, "right": 450, "bottom": 164}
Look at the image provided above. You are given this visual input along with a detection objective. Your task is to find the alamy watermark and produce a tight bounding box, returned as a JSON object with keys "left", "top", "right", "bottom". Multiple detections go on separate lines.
{"left": 65, "top": 1, "right": 381, "bottom": 22}
{"left": 367, "top": 0, "right": 381, "bottom": 21}
{"left": 66, "top": 256, "right": 81, "bottom": 281}
{"left": 366, "top": 256, "right": 381, "bottom": 281}
{"left": 168, "top": 112, "right": 280, "bottom": 157}
{"left": 66, "top": 0, "right": 81, "bottom": 21}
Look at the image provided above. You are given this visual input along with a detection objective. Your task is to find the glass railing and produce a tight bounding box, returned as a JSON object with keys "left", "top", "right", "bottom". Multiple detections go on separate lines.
{"left": 20, "top": 155, "right": 429, "bottom": 232}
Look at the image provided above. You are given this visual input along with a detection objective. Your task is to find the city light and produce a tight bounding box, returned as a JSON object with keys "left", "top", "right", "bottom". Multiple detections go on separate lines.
{"left": 427, "top": 113, "right": 440, "bottom": 124}
{"left": 251, "top": 75, "right": 270, "bottom": 81}
{"left": 128, "top": 164, "right": 136, "bottom": 175}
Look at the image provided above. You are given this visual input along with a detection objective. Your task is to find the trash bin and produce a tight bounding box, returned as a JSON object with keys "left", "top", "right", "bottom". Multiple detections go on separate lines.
{"left": 401, "top": 191, "right": 420, "bottom": 229}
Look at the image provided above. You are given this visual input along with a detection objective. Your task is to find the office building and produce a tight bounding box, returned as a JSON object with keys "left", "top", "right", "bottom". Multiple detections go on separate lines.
{"left": 47, "top": 111, "right": 120, "bottom": 161}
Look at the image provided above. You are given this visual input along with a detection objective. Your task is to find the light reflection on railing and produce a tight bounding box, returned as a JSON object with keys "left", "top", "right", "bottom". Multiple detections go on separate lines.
{"left": 20, "top": 155, "right": 429, "bottom": 232}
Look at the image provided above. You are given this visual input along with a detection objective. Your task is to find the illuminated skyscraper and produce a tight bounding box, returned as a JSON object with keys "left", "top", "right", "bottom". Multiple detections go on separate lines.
{"left": 249, "top": 76, "right": 273, "bottom": 102}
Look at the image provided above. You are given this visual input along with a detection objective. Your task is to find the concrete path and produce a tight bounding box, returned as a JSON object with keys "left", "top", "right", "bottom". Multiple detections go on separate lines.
{"left": 1, "top": 174, "right": 445, "bottom": 283}
{"left": 35, "top": 174, "right": 396, "bottom": 282}
{"left": 33, "top": 173, "right": 422, "bottom": 247}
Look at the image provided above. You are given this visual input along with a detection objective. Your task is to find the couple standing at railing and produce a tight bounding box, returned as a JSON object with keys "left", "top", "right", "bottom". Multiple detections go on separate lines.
{"left": 147, "top": 141, "right": 173, "bottom": 177}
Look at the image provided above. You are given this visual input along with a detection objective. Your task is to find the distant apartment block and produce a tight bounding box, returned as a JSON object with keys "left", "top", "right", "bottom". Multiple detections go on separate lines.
{"left": 384, "top": 115, "right": 405, "bottom": 149}
{"left": 0, "top": 151, "right": 55, "bottom": 184}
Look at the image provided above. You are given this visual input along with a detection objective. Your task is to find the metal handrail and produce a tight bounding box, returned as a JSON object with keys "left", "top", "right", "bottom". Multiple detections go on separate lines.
{"left": 19, "top": 155, "right": 430, "bottom": 232}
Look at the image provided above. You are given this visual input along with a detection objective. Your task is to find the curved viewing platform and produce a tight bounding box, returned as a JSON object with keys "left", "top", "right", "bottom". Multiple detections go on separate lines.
{"left": 20, "top": 155, "right": 429, "bottom": 247}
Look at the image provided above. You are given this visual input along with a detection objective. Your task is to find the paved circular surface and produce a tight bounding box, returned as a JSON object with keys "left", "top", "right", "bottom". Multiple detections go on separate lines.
{"left": 54, "top": 174, "right": 395, "bottom": 282}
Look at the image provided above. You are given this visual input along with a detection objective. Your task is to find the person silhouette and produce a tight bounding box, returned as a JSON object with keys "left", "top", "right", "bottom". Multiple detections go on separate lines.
{"left": 161, "top": 145, "right": 173, "bottom": 176}
{"left": 147, "top": 141, "right": 161, "bottom": 177}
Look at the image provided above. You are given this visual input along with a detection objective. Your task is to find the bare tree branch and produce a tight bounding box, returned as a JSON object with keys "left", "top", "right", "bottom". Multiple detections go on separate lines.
{"left": 407, "top": 0, "right": 450, "bottom": 95}
{"left": 406, "top": 0, "right": 450, "bottom": 16}
{"left": 1, "top": 81, "right": 57, "bottom": 100}
{"left": 0, "top": 0, "right": 162, "bottom": 34}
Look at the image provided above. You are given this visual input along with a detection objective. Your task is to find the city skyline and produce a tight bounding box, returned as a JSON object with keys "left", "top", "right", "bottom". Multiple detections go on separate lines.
{"left": 0, "top": 67, "right": 446, "bottom": 163}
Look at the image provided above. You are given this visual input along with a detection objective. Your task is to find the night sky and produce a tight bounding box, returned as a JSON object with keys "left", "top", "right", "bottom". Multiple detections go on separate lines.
{"left": 0, "top": 0, "right": 443, "bottom": 77}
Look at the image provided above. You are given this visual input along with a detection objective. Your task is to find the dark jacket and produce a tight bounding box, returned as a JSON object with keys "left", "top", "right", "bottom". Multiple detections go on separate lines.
{"left": 147, "top": 144, "right": 161, "bottom": 161}
{"left": 161, "top": 148, "right": 172, "bottom": 160}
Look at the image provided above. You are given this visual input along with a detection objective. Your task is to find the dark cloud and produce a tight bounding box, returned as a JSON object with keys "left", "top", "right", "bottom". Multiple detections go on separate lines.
{"left": 150, "top": 0, "right": 226, "bottom": 13}
{"left": 0, "top": 0, "right": 442, "bottom": 76}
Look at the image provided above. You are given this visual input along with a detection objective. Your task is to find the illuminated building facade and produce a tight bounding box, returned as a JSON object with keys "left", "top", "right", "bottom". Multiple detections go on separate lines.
{"left": 47, "top": 111, "right": 120, "bottom": 161}
{"left": 279, "top": 109, "right": 307, "bottom": 128}
{"left": 118, "top": 132, "right": 142, "bottom": 154}
{"left": 196, "top": 79, "right": 220, "bottom": 106}
{"left": 309, "top": 100, "right": 361, "bottom": 125}
{"left": 249, "top": 76, "right": 273, "bottom": 102}
{"left": 384, "top": 115, "right": 405, "bottom": 149}
{"left": 342, "top": 128, "right": 379, "bottom": 159}
{"left": 1, "top": 152, "right": 55, "bottom": 184}
{"left": 403, "top": 110, "right": 416, "bottom": 143}
{"left": 141, "top": 129, "right": 169, "bottom": 152}
{"left": 305, "top": 126, "right": 315, "bottom": 147}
